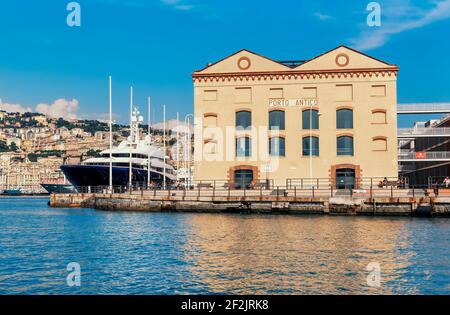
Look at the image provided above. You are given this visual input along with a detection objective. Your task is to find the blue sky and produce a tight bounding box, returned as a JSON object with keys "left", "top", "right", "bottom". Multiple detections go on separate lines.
{"left": 0, "top": 0, "right": 449, "bottom": 126}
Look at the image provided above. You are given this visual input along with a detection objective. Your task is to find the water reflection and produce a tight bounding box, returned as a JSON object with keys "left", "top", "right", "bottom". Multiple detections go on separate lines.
{"left": 183, "top": 215, "right": 447, "bottom": 294}
{"left": 0, "top": 198, "right": 448, "bottom": 294}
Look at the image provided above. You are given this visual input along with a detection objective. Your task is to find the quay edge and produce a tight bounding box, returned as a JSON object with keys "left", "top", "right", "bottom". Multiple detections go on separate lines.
{"left": 49, "top": 193, "right": 450, "bottom": 217}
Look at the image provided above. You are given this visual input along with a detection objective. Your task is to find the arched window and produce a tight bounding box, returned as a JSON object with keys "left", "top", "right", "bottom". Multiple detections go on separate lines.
{"left": 302, "top": 137, "right": 319, "bottom": 156}
{"left": 269, "top": 137, "right": 285, "bottom": 156}
{"left": 269, "top": 110, "right": 285, "bottom": 130}
{"left": 336, "top": 109, "right": 353, "bottom": 129}
{"left": 235, "top": 111, "right": 252, "bottom": 130}
{"left": 337, "top": 136, "right": 354, "bottom": 156}
{"left": 236, "top": 137, "right": 251, "bottom": 157}
{"left": 302, "top": 109, "right": 319, "bottom": 129}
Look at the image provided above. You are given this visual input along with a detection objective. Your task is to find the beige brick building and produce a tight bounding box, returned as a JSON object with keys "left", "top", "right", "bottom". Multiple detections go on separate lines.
{"left": 192, "top": 46, "right": 399, "bottom": 188}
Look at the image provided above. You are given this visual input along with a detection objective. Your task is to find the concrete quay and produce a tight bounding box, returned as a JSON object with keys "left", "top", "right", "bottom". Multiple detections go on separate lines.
{"left": 49, "top": 190, "right": 450, "bottom": 217}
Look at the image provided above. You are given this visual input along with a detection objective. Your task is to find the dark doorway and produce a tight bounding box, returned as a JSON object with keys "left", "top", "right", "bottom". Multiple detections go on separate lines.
{"left": 336, "top": 168, "right": 355, "bottom": 189}
{"left": 234, "top": 169, "right": 254, "bottom": 189}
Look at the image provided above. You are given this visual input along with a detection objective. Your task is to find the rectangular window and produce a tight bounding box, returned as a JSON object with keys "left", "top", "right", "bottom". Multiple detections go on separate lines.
{"left": 303, "top": 87, "right": 317, "bottom": 98}
{"left": 235, "top": 87, "right": 252, "bottom": 103}
{"left": 336, "top": 109, "right": 353, "bottom": 129}
{"left": 337, "top": 136, "right": 354, "bottom": 156}
{"left": 303, "top": 137, "right": 319, "bottom": 156}
{"left": 236, "top": 111, "right": 252, "bottom": 130}
{"left": 371, "top": 85, "right": 386, "bottom": 97}
{"left": 335, "top": 84, "right": 353, "bottom": 101}
{"left": 236, "top": 137, "right": 251, "bottom": 157}
{"left": 302, "top": 110, "right": 319, "bottom": 130}
{"left": 269, "top": 137, "right": 286, "bottom": 157}
{"left": 269, "top": 111, "right": 285, "bottom": 130}
{"left": 269, "top": 88, "right": 283, "bottom": 99}
{"left": 203, "top": 90, "right": 217, "bottom": 101}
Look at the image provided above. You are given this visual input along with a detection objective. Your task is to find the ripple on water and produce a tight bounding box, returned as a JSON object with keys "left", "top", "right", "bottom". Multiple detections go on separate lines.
{"left": 0, "top": 198, "right": 449, "bottom": 294}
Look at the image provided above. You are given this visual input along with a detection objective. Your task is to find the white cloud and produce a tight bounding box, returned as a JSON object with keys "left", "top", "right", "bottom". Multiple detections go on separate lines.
{"left": 35, "top": 98, "right": 80, "bottom": 120}
{"left": 350, "top": 0, "right": 450, "bottom": 50}
{"left": 94, "top": 112, "right": 121, "bottom": 123}
{"left": 0, "top": 99, "right": 32, "bottom": 113}
{"left": 152, "top": 119, "right": 192, "bottom": 132}
{"left": 314, "top": 12, "right": 333, "bottom": 21}
{"left": 161, "top": 0, "right": 194, "bottom": 11}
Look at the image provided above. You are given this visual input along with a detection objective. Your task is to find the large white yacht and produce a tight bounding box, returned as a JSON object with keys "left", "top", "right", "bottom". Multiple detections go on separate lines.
{"left": 61, "top": 108, "right": 176, "bottom": 189}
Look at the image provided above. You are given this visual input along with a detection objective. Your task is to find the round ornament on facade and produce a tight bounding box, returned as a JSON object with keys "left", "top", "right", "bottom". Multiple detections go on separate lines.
{"left": 237, "top": 57, "right": 251, "bottom": 70}
{"left": 335, "top": 53, "right": 350, "bottom": 67}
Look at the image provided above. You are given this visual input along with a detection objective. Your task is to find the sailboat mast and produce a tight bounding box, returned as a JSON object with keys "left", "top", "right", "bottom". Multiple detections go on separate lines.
{"left": 163, "top": 104, "right": 166, "bottom": 190}
{"left": 129, "top": 86, "right": 133, "bottom": 190}
{"left": 176, "top": 112, "right": 179, "bottom": 179}
{"left": 109, "top": 76, "right": 113, "bottom": 191}
{"left": 147, "top": 96, "right": 151, "bottom": 188}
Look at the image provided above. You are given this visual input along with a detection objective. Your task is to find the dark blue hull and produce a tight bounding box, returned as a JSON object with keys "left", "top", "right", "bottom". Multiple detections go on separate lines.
{"left": 60, "top": 165, "right": 171, "bottom": 188}
{"left": 41, "top": 184, "right": 77, "bottom": 194}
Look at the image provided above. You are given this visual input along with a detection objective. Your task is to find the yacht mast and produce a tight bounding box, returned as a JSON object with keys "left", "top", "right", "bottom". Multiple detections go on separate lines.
{"left": 176, "top": 112, "right": 179, "bottom": 178}
{"left": 147, "top": 96, "right": 151, "bottom": 188}
{"left": 129, "top": 86, "right": 133, "bottom": 190}
{"left": 109, "top": 76, "right": 113, "bottom": 191}
{"left": 163, "top": 104, "right": 166, "bottom": 190}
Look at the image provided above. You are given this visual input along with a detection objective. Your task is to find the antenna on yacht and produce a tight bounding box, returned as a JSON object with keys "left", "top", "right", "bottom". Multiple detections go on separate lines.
{"left": 129, "top": 86, "right": 133, "bottom": 191}
{"left": 109, "top": 76, "right": 113, "bottom": 192}
{"left": 176, "top": 112, "right": 179, "bottom": 179}
{"left": 147, "top": 96, "right": 151, "bottom": 189}
{"left": 163, "top": 104, "right": 167, "bottom": 190}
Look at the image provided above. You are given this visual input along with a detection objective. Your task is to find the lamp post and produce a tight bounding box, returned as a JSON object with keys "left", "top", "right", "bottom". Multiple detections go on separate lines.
{"left": 184, "top": 114, "right": 194, "bottom": 189}
{"left": 309, "top": 103, "right": 313, "bottom": 188}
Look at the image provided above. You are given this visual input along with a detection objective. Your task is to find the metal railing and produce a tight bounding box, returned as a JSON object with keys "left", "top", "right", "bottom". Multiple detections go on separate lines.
{"left": 398, "top": 127, "right": 450, "bottom": 138}
{"left": 286, "top": 177, "right": 409, "bottom": 189}
{"left": 55, "top": 174, "right": 440, "bottom": 200}
{"left": 398, "top": 151, "right": 450, "bottom": 161}
{"left": 65, "top": 183, "right": 435, "bottom": 200}
{"left": 428, "top": 176, "right": 450, "bottom": 189}
{"left": 397, "top": 103, "right": 450, "bottom": 114}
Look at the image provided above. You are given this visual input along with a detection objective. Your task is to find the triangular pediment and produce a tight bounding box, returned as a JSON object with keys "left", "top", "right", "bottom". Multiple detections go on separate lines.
{"left": 296, "top": 45, "right": 396, "bottom": 71}
{"left": 194, "top": 49, "right": 290, "bottom": 74}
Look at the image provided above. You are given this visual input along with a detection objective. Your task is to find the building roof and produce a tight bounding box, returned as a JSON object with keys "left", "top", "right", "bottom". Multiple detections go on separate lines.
{"left": 193, "top": 45, "right": 398, "bottom": 79}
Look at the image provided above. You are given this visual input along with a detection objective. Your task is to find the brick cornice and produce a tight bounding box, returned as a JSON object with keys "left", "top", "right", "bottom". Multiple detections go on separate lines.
{"left": 192, "top": 67, "right": 398, "bottom": 83}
